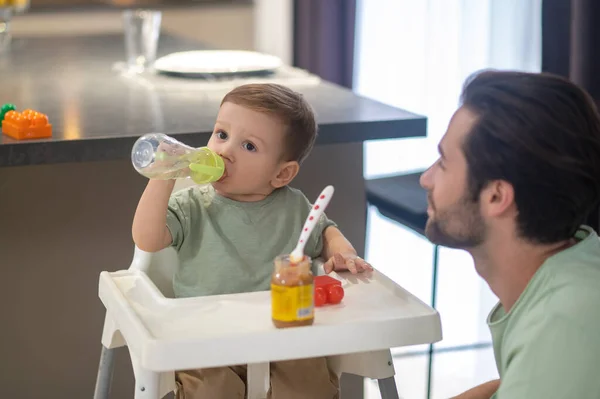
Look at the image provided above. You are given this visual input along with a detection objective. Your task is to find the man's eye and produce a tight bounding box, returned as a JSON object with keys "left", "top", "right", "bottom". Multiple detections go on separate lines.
{"left": 216, "top": 131, "right": 228, "bottom": 140}
{"left": 243, "top": 142, "right": 256, "bottom": 152}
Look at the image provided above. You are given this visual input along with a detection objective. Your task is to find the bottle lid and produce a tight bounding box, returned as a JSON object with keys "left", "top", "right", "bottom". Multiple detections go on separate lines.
{"left": 189, "top": 147, "right": 225, "bottom": 184}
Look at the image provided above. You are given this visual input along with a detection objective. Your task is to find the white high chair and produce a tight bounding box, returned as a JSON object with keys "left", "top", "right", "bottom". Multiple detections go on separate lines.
{"left": 94, "top": 246, "right": 442, "bottom": 399}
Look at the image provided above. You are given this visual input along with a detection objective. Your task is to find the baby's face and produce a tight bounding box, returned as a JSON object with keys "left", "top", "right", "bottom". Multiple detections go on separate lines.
{"left": 207, "top": 102, "right": 289, "bottom": 201}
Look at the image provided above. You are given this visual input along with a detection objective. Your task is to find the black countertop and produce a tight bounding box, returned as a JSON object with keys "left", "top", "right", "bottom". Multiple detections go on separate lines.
{"left": 0, "top": 34, "right": 426, "bottom": 167}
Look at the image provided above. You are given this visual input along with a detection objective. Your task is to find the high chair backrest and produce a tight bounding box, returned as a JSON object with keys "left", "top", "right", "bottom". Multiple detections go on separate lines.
{"left": 129, "top": 246, "right": 179, "bottom": 298}
{"left": 128, "top": 245, "right": 328, "bottom": 301}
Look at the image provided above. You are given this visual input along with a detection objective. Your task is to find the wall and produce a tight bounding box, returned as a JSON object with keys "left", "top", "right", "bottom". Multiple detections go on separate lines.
{"left": 11, "top": 3, "right": 255, "bottom": 50}
{"left": 253, "top": 0, "right": 293, "bottom": 64}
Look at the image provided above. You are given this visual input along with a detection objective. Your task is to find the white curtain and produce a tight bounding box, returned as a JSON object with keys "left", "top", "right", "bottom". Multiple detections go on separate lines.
{"left": 354, "top": 0, "right": 542, "bottom": 178}
{"left": 355, "top": 0, "right": 542, "bottom": 350}
{"left": 355, "top": 3, "right": 542, "bottom": 396}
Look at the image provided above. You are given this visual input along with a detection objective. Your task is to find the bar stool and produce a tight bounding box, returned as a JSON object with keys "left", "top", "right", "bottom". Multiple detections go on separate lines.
{"left": 365, "top": 171, "right": 439, "bottom": 399}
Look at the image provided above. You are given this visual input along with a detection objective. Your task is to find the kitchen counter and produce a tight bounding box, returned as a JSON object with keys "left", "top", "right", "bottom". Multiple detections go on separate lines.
{"left": 0, "top": 34, "right": 425, "bottom": 166}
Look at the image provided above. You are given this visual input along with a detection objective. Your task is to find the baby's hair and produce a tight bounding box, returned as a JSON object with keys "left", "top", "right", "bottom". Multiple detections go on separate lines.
{"left": 221, "top": 84, "right": 318, "bottom": 163}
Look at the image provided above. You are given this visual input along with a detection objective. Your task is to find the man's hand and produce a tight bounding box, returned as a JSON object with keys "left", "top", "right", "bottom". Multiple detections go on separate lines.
{"left": 323, "top": 252, "right": 373, "bottom": 274}
{"left": 451, "top": 379, "right": 500, "bottom": 399}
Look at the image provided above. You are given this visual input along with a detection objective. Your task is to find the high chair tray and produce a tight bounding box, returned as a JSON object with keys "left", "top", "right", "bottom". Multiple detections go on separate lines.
{"left": 98, "top": 268, "right": 442, "bottom": 372}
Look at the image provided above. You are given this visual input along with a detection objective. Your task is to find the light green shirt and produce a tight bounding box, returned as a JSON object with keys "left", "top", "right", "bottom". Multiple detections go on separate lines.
{"left": 488, "top": 225, "right": 600, "bottom": 399}
{"left": 166, "top": 185, "right": 336, "bottom": 298}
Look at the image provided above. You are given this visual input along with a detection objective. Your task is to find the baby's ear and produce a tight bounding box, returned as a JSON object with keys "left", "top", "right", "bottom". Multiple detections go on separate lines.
{"left": 272, "top": 161, "right": 299, "bottom": 188}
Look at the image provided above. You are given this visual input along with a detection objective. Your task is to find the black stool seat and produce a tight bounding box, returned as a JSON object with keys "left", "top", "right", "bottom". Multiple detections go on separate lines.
{"left": 365, "top": 172, "right": 428, "bottom": 236}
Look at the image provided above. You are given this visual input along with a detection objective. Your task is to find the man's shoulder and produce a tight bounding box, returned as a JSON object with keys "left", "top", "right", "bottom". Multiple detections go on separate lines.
{"left": 508, "top": 233, "right": 600, "bottom": 328}
{"left": 544, "top": 229, "right": 600, "bottom": 307}
{"left": 519, "top": 253, "right": 600, "bottom": 331}
{"left": 491, "top": 229, "right": 600, "bottom": 398}
{"left": 502, "top": 278, "right": 600, "bottom": 368}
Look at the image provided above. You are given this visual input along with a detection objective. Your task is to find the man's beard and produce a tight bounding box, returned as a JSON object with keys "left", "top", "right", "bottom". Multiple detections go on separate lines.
{"left": 425, "top": 196, "right": 486, "bottom": 249}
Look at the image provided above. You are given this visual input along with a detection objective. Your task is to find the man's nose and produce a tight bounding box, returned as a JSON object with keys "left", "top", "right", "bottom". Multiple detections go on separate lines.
{"left": 420, "top": 166, "right": 433, "bottom": 190}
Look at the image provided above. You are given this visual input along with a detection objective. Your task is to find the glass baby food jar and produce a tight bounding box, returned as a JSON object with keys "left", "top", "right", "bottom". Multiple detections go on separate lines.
{"left": 271, "top": 254, "right": 314, "bottom": 328}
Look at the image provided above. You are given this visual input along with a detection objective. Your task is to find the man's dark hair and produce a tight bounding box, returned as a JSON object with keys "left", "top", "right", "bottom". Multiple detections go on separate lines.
{"left": 460, "top": 70, "right": 600, "bottom": 244}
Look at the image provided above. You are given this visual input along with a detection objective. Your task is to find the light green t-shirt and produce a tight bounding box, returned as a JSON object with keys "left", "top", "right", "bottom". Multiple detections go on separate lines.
{"left": 488, "top": 225, "right": 600, "bottom": 399}
{"left": 166, "top": 185, "right": 336, "bottom": 298}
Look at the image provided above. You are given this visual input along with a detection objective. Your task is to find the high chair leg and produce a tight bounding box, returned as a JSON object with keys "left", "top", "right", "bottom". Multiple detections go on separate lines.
{"left": 247, "top": 362, "right": 270, "bottom": 399}
{"left": 378, "top": 377, "right": 399, "bottom": 399}
{"left": 133, "top": 368, "right": 161, "bottom": 399}
{"left": 131, "top": 353, "right": 161, "bottom": 399}
{"left": 94, "top": 346, "right": 115, "bottom": 399}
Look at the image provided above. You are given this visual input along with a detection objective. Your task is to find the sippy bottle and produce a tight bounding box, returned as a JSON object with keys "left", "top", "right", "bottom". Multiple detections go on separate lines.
{"left": 131, "top": 133, "right": 225, "bottom": 184}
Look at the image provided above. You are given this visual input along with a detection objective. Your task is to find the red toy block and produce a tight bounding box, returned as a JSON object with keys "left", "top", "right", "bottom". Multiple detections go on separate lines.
{"left": 314, "top": 275, "right": 345, "bottom": 306}
{"left": 2, "top": 109, "right": 52, "bottom": 140}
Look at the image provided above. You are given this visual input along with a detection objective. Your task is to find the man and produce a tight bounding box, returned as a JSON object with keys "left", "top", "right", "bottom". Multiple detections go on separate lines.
{"left": 420, "top": 70, "right": 600, "bottom": 399}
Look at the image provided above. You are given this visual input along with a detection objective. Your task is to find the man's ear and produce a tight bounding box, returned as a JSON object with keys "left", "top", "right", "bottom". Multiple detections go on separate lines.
{"left": 272, "top": 161, "right": 300, "bottom": 188}
{"left": 481, "top": 180, "right": 515, "bottom": 218}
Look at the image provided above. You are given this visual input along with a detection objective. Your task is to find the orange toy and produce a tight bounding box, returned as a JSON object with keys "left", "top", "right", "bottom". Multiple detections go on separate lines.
{"left": 314, "top": 275, "right": 345, "bottom": 307}
{"left": 2, "top": 109, "right": 52, "bottom": 140}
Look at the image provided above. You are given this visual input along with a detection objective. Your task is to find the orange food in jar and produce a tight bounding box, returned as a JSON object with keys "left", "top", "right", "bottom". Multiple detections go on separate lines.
{"left": 271, "top": 254, "right": 314, "bottom": 328}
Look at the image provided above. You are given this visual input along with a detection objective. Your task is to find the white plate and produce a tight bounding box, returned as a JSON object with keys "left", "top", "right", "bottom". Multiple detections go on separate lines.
{"left": 153, "top": 50, "right": 283, "bottom": 76}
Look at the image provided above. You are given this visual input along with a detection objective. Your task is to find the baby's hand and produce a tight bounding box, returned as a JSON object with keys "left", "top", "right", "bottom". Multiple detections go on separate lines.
{"left": 323, "top": 252, "right": 373, "bottom": 274}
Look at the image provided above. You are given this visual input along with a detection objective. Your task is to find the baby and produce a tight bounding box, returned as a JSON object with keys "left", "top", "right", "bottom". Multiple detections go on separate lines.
{"left": 132, "top": 83, "right": 371, "bottom": 399}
